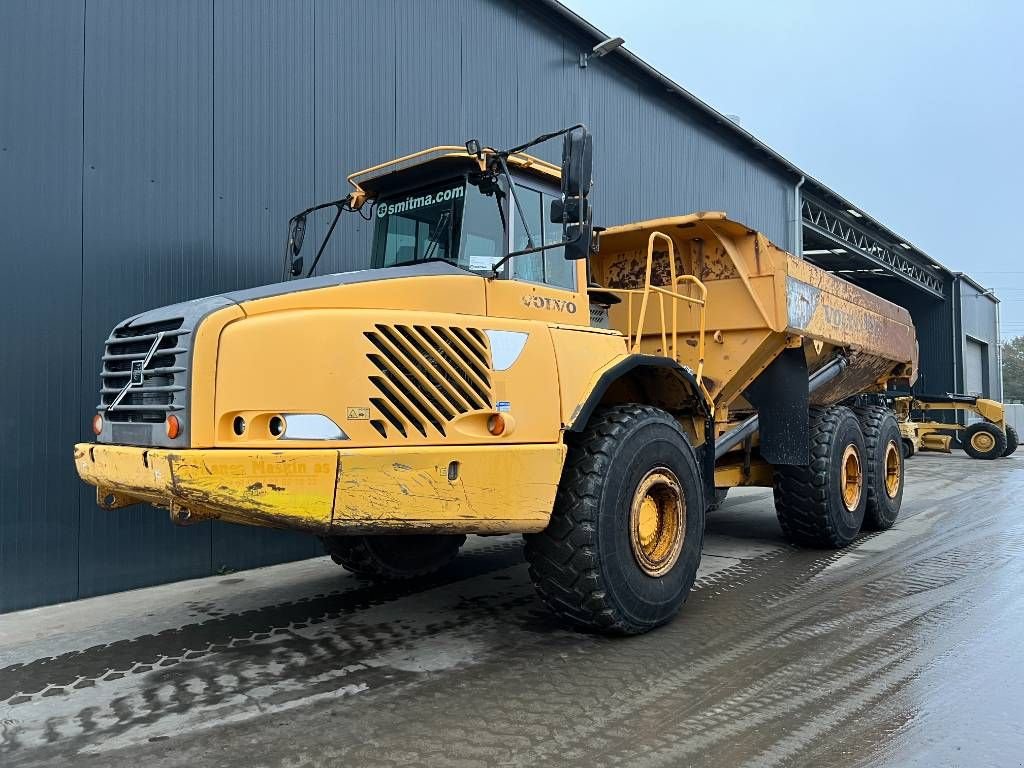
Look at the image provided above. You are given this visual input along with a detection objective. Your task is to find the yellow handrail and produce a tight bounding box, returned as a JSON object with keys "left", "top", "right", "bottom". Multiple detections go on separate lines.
{"left": 598, "top": 231, "right": 713, "bottom": 411}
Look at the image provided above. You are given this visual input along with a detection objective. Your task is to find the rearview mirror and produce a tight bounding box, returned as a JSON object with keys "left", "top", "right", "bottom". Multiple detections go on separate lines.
{"left": 564, "top": 204, "right": 593, "bottom": 261}
{"left": 287, "top": 215, "right": 307, "bottom": 276}
{"left": 554, "top": 126, "right": 593, "bottom": 260}
{"left": 560, "top": 128, "right": 592, "bottom": 200}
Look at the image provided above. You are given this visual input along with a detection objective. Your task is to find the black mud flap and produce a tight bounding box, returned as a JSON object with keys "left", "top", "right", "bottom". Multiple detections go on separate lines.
{"left": 743, "top": 347, "right": 809, "bottom": 466}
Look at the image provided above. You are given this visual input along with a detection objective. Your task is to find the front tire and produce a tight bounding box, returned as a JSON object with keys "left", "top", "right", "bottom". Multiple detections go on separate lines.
{"left": 321, "top": 534, "right": 465, "bottom": 580}
{"left": 962, "top": 422, "right": 1006, "bottom": 460}
{"left": 773, "top": 406, "right": 867, "bottom": 548}
{"left": 524, "top": 404, "right": 705, "bottom": 635}
{"left": 853, "top": 406, "right": 904, "bottom": 530}
{"left": 1003, "top": 425, "right": 1019, "bottom": 457}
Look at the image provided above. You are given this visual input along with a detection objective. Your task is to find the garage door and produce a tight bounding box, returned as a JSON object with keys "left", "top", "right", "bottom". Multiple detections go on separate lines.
{"left": 964, "top": 339, "right": 985, "bottom": 397}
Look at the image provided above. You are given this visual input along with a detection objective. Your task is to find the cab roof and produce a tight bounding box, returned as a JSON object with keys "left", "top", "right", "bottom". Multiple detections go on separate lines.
{"left": 346, "top": 146, "right": 561, "bottom": 205}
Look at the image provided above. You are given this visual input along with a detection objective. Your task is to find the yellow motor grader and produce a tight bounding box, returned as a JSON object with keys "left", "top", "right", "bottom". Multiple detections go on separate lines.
{"left": 76, "top": 127, "right": 916, "bottom": 634}
{"left": 892, "top": 393, "right": 1018, "bottom": 459}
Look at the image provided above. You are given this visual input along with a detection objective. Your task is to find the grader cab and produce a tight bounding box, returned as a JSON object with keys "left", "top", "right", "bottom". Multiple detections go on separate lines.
{"left": 76, "top": 127, "right": 917, "bottom": 634}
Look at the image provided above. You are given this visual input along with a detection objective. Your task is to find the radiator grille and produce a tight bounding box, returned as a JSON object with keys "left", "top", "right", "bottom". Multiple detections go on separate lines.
{"left": 99, "top": 318, "right": 188, "bottom": 423}
{"left": 364, "top": 324, "right": 492, "bottom": 438}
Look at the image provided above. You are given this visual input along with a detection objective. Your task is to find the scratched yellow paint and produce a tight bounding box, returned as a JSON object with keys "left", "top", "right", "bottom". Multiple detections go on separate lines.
{"left": 75, "top": 444, "right": 337, "bottom": 532}
{"left": 333, "top": 444, "right": 565, "bottom": 533}
{"left": 74, "top": 442, "right": 565, "bottom": 534}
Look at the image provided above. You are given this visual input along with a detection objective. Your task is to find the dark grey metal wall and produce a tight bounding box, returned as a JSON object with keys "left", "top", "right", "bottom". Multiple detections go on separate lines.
{"left": 955, "top": 278, "right": 1002, "bottom": 401}
{"left": 866, "top": 279, "right": 956, "bottom": 398}
{"left": 0, "top": 0, "right": 796, "bottom": 612}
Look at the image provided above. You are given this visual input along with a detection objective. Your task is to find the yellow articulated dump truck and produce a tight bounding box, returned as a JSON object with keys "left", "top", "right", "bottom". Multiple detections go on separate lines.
{"left": 76, "top": 126, "right": 916, "bottom": 634}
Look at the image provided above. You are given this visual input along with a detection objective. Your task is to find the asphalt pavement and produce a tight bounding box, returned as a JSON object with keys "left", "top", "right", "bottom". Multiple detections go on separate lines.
{"left": 1, "top": 450, "right": 1022, "bottom": 767}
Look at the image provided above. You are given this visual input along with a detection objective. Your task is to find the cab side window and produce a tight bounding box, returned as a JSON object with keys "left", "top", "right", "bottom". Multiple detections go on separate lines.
{"left": 511, "top": 185, "right": 576, "bottom": 290}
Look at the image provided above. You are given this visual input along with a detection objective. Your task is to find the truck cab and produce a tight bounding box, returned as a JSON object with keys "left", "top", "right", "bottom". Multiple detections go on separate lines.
{"left": 77, "top": 131, "right": 615, "bottom": 535}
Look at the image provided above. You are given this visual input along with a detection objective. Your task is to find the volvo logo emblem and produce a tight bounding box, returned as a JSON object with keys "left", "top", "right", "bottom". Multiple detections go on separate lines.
{"left": 108, "top": 331, "right": 165, "bottom": 412}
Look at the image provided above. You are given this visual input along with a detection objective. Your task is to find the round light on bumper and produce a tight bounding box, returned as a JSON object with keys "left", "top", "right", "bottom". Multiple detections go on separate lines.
{"left": 92, "top": 413, "right": 103, "bottom": 436}
{"left": 166, "top": 414, "right": 181, "bottom": 439}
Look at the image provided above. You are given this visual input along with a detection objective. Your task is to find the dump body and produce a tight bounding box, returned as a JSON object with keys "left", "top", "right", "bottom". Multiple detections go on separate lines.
{"left": 590, "top": 212, "right": 916, "bottom": 480}
{"left": 594, "top": 212, "right": 916, "bottom": 413}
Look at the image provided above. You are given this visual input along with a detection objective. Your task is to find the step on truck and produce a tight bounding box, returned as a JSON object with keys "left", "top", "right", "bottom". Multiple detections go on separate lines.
{"left": 76, "top": 127, "right": 917, "bottom": 634}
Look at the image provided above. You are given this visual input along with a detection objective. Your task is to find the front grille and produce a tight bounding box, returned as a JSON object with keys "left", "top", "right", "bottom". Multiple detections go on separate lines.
{"left": 364, "top": 324, "right": 493, "bottom": 438}
{"left": 99, "top": 317, "right": 189, "bottom": 423}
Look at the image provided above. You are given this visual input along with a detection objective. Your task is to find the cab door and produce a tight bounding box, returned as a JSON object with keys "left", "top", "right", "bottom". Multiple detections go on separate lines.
{"left": 485, "top": 180, "right": 589, "bottom": 326}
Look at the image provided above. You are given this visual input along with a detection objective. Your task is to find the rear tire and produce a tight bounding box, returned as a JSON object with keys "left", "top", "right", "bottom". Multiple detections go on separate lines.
{"left": 962, "top": 422, "right": 1006, "bottom": 460}
{"left": 901, "top": 438, "right": 916, "bottom": 459}
{"left": 773, "top": 406, "right": 867, "bottom": 548}
{"left": 524, "top": 404, "right": 705, "bottom": 635}
{"left": 321, "top": 534, "right": 465, "bottom": 580}
{"left": 709, "top": 487, "right": 729, "bottom": 511}
{"left": 1003, "top": 425, "right": 1019, "bottom": 457}
{"left": 853, "top": 406, "right": 904, "bottom": 531}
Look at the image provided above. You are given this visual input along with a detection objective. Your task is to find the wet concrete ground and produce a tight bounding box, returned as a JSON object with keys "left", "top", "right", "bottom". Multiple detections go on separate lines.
{"left": 2, "top": 451, "right": 1022, "bottom": 767}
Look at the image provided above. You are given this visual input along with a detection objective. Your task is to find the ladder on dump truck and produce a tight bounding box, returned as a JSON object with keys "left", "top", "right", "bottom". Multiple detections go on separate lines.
{"left": 596, "top": 230, "right": 714, "bottom": 411}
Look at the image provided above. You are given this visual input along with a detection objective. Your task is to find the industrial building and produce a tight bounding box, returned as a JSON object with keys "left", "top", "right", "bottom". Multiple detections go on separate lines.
{"left": 0, "top": 0, "right": 1000, "bottom": 612}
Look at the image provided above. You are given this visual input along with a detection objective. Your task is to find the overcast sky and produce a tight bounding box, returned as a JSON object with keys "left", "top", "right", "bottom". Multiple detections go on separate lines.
{"left": 562, "top": 0, "right": 1024, "bottom": 338}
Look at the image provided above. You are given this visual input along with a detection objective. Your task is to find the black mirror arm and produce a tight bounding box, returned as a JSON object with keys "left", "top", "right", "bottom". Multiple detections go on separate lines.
{"left": 282, "top": 194, "right": 362, "bottom": 280}
{"left": 495, "top": 154, "right": 536, "bottom": 249}
{"left": 291, "top": 194, "right": 355, "bottom": 223}
{"left": 501, "top": 123, "right": 585, "bottom": 156}
{"left": 490, "top": 225, "right": 587, "bottom": 278}
{"left": 304, "top": 204, "right": 344, "bottom": 278}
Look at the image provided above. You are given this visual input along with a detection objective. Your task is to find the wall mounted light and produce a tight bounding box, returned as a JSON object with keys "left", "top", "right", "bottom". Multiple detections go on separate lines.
{"left": 580, "top": 36, "right": 625, "bottom": 68}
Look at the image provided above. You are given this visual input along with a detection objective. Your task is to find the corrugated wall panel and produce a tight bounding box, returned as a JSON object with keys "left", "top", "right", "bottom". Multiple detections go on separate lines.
{"left": 78, "top": 0, "right": 215, "bottom": 598}
{"left": 957, "top": 278, "right": 1002, "bottom": 400}
{"left": 912, "top": 294, "right": 956, "bottom": 397}
{"left": 395, "top": 1, "right": 463, "bottom": 151}
{"left": 585, "top": 61, "right": 644, "bottom": 224}
{"left": 311, "top": 0, "right": 397, "bottom": 276}
{"left": 212, "top": 0, "right": 315, "bottom": 293}
{"left": 462, "top": 0, "right": 521, "bottom": 150}
{"left": 869, "top": 279, "right": 956, "bottom": 398}
{"left": 0, "top": 0, "right": 85, "bottom": 612}
{"left": 209, "top": 0, "right": 321, "bottom": 569}
{"left": 515, "top": 3, "right": 587, "bottom": 167}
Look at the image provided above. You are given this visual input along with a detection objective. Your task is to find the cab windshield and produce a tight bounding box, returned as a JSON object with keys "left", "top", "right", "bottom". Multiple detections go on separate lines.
{"left": 372, "top": 178, "right": 505, "bottom": 273}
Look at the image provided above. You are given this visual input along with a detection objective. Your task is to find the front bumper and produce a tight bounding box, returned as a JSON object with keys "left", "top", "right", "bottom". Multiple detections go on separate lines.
{"left": 74, "top": 443, "right": 564, "bottom": 535}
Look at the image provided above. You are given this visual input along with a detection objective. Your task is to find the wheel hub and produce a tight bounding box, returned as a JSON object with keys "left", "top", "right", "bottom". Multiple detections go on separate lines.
{"left": 884, "top": 440, "right": 901, "bottom": 499}
{"left": 629, "top": 469, "right": 685, "bottom": 577}
{"left": 840, "top": 444, "right": 863, "bottom": 512}
{"left": 971, "top": 431, "right": 995, "bottom": 452}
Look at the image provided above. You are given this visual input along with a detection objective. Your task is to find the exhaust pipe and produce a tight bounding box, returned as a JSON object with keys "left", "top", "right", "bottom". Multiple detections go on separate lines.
{"left": 714, "top": 355, "right": 848, "bottom": 460}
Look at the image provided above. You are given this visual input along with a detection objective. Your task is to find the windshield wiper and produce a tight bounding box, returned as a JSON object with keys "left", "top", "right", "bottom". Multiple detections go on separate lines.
{"left": 422, "top": 210, "right": 452, "bottom": 262}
